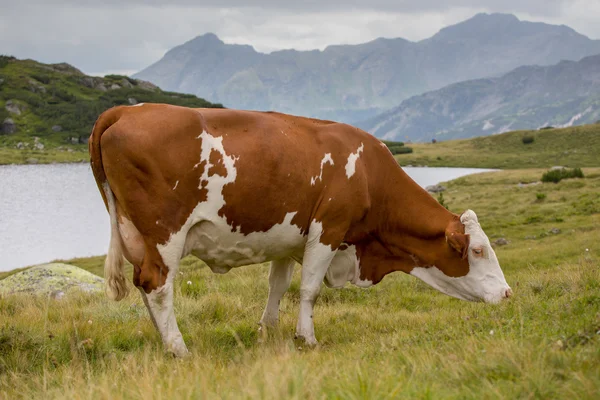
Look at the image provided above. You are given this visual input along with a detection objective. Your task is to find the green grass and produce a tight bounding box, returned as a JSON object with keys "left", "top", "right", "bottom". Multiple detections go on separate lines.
{"left": 1, "top": 168, "right": 599, "bottom": 398}
{"left": 0, "top": 147, "right": 88, "bottom": 165}
{"left": 396, "top": 123, "right": 600, "bottom": 169}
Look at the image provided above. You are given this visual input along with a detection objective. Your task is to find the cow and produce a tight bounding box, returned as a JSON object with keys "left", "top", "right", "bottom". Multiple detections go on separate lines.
{"left": 89, "top": 103, "right": 512, "bottom": 357}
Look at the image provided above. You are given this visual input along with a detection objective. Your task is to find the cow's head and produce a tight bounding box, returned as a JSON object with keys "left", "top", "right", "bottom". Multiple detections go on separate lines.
{"left": 411, "top": 210, "right": 512, "bottom": 303}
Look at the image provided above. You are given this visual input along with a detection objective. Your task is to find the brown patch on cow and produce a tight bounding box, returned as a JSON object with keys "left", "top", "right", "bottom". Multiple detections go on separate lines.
{"left": 445, "top": 218, "right": 470, "bottom": 259}
{"left": 338, "top": 244, "right": 348, "bottom": 251}
{"left": 208, "top": 149, "right": 227, "bottom": 177}
{"left": 212, "top": 110, "right": 372, "bottom": 245}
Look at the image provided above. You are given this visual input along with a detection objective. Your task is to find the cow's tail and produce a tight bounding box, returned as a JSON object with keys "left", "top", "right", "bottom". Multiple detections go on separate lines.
{"left": 89, "top": 108, "right": 129, "bottom": 301}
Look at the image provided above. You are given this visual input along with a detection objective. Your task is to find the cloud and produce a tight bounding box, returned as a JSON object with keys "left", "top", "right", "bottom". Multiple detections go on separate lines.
{"left": 0, "top": 1, "right": 597, "bottom": 76}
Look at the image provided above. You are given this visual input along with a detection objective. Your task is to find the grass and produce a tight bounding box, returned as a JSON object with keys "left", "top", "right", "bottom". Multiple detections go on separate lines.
{"left": 396, "top": 123, "right": 600, "bottom": 169}
{"left": 1, "top": 168, "right": 599, "bottom": 398}
{"left": 0, "top": 147, "right": 88, "bottom": 165}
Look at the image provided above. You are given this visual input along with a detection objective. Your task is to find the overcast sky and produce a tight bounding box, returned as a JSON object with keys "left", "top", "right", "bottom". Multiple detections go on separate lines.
{"left": 1, "top": 0, "right": 598, "bottom": 76}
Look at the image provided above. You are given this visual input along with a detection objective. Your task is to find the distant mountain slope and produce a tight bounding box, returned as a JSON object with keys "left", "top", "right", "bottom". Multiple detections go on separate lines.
{"left": 134, "top": 13, "right": 600, "bottom": 123}
{"left": 357, "top": 54, "right": 600, "bottom": 142}
{"left": 0, "top": 56, "right": 222, "bottom": 148}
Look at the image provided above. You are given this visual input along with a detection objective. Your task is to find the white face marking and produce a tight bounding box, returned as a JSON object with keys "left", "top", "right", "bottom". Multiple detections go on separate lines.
{"left": 310, "top": 153, "right": 334, "bottom": 186}
{"left": 410, "top": 210, "right": 511, "bottom": 303}
{"left": 345, "top": 143, "right": 364, "bottom": 178}
{"left": 172, "top": 180, "right": 179, "bottom": 190}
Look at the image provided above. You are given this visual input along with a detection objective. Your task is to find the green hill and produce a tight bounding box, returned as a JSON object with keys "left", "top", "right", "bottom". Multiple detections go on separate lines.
{"left": 0, "top": 56, "right": 222, "bottom": 163}
{"left": 396, "top": 123, "right": 600, "bottom": 169}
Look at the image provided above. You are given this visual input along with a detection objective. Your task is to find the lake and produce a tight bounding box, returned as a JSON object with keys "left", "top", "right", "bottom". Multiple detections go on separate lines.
{"left": 0, "top": 163, "right": 494, "bottom": 272}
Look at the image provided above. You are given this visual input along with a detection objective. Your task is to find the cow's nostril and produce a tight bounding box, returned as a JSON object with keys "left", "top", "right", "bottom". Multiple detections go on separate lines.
{"left": 504, "top": 288, "right": 513, "bottom": 298}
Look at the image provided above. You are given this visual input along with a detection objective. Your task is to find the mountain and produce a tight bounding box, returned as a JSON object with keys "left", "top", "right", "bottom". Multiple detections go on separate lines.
{"left": 134, "top": 13, "right": 600, "bottom": 123}
{"left": 357, "top": 54, "right": 600, "bottom": 142}
{"left": 0, "top": 56, "right": 222, "bottom": 148}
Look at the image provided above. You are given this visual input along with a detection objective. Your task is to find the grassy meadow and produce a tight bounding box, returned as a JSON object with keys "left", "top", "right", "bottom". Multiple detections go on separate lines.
{"left": 396, "top": 123, "right": 600, "bottom": 169}
{"left": 1, "top": 167, "right": 599, "bottom": 399}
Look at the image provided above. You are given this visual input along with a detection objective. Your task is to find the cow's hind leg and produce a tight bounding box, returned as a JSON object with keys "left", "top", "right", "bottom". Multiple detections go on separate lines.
{"left": 136, "top": 243, "right": 188, "bottom": 358}
{"left": 259, "top": 258, "right": 295, "bottom": 330}
{"left": 295, "top": 223, "right": 339, "bottom": 347}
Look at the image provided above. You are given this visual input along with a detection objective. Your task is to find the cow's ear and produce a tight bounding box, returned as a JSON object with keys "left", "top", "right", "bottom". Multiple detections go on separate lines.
{"left": 445, "top": 219, "right": 470, "bottom": 259}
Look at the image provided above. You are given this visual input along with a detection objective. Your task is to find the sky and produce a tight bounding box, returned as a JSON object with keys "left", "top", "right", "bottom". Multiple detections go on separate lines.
{"left": 1, "top": 0, "right": 598, "bottom": 76}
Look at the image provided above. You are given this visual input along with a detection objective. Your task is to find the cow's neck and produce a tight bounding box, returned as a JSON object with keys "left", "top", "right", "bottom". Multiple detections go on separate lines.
{"left": 357, "top": 168, "right": 457, "bottom": 283}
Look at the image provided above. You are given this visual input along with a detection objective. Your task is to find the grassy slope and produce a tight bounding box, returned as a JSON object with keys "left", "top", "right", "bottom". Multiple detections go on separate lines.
{"left": 0, "top": 56, "right": 222, "bottom": 164}
{"left": 1, "top": 168, "right": 599, "bottom": 398}
{"left": 395, "top": 123, "right": 600, "bottom": 169}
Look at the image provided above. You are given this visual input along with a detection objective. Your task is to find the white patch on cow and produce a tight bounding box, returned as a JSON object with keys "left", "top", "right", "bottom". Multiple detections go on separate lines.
{"left": 310, "top": 153, "right": 334, "bottom": 186}
{"left": 410, "top": 210, "right": 511, "bottom": 303}
{"left": 159, "top": 130, "right": 306, "bottom": 273}
{"left": 172, "top": 180, "right": 179, "bottom": 190}
{"left": 186, "top": 212, "right": 306, "bottom": 269}
{"left": 379, "top": 142, "right": 386, "bottom": 147}
{"left": 132, "top": 103, "right": 145, "bottom": 107}
{"left": 345, "top": 143, "right": 364, "bottom": 178}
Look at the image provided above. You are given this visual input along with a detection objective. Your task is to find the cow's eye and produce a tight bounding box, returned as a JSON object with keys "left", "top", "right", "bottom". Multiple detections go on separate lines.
{"left": 472, "top": 248, "right": 483, "bottom": 256}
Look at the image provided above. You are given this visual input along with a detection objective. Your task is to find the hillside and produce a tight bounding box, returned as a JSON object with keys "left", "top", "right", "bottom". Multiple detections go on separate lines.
{"left": 358, "top": 55, "right": 600, "bottom": 142}
{"left": 392, "top": 123, "right": 600, "bottom": 169}
{"left": 134, "top": 13, "right": 600, "bottom": 123}
{"left": 0, "top": 56, "right": 222, "bottom": 161}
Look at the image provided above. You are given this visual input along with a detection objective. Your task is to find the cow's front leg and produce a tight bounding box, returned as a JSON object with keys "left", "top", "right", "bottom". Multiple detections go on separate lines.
{"left": 260, "top": 258, "right": 295, "bottom": 329}
{"left": 295, "top": 224, "right": 338, "bottom": 346}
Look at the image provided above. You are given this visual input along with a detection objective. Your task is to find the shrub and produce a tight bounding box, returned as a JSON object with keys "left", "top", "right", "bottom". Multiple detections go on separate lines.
{"left": 0, "top": 55, "right": 15, "bottom": 69}
{"left": 536, "top": 193, "right": 547, "bottom": 201}
{"left": 389, "top": 146, "right": 413, "bottom": 155}
{"left": 522, "top": 135, "right": 535, "bottom": 144}
{"left": 437, "top": 192, "right": 449, "bottom": 210}
{"left": 539, "top": 126, "right": 554, "bottom": 130}
{"left": 381, "top": 139, "right": 413, "bottom": 155}
{"left": 541, "top": 167, "right": 584, "bottom": 183}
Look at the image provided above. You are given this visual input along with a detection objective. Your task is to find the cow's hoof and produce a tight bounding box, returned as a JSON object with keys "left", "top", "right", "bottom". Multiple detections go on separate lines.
{"left": 293, "top": 333, "right": 319, "bottom": 350}
{"left": 167, "top": 341, "right": 190, "bottom": 358}
{"left": 257, "top": 322, "right": 268, "bottom": 343}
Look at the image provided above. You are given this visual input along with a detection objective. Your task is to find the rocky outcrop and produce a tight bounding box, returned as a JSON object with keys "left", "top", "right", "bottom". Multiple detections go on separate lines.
{"left": 0, "top": 263, "right": 104, "bottom": 298}
{"left": 5, "top": 100, "right": 26, "bottom": 115}
{"left": 1, "top": 118, "right": 16, "bottom": 135}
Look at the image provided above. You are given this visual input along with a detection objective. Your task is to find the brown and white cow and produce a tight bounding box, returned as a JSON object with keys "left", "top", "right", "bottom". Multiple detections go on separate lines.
{"left": 89, "top": 103, "right": 511, "bottom": 357}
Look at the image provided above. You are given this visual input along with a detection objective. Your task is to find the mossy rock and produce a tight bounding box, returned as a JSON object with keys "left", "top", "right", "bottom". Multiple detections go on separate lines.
{"left": 0, "top": 263, "right": 104, "bottom": 297}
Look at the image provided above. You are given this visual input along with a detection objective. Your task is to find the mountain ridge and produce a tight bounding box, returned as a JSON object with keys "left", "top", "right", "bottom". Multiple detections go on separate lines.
{"left": 357, "top": 54, "right": 600, "bottom": 142}
{"left": 134, "top": 13, "right": 600, "bottom": 122}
